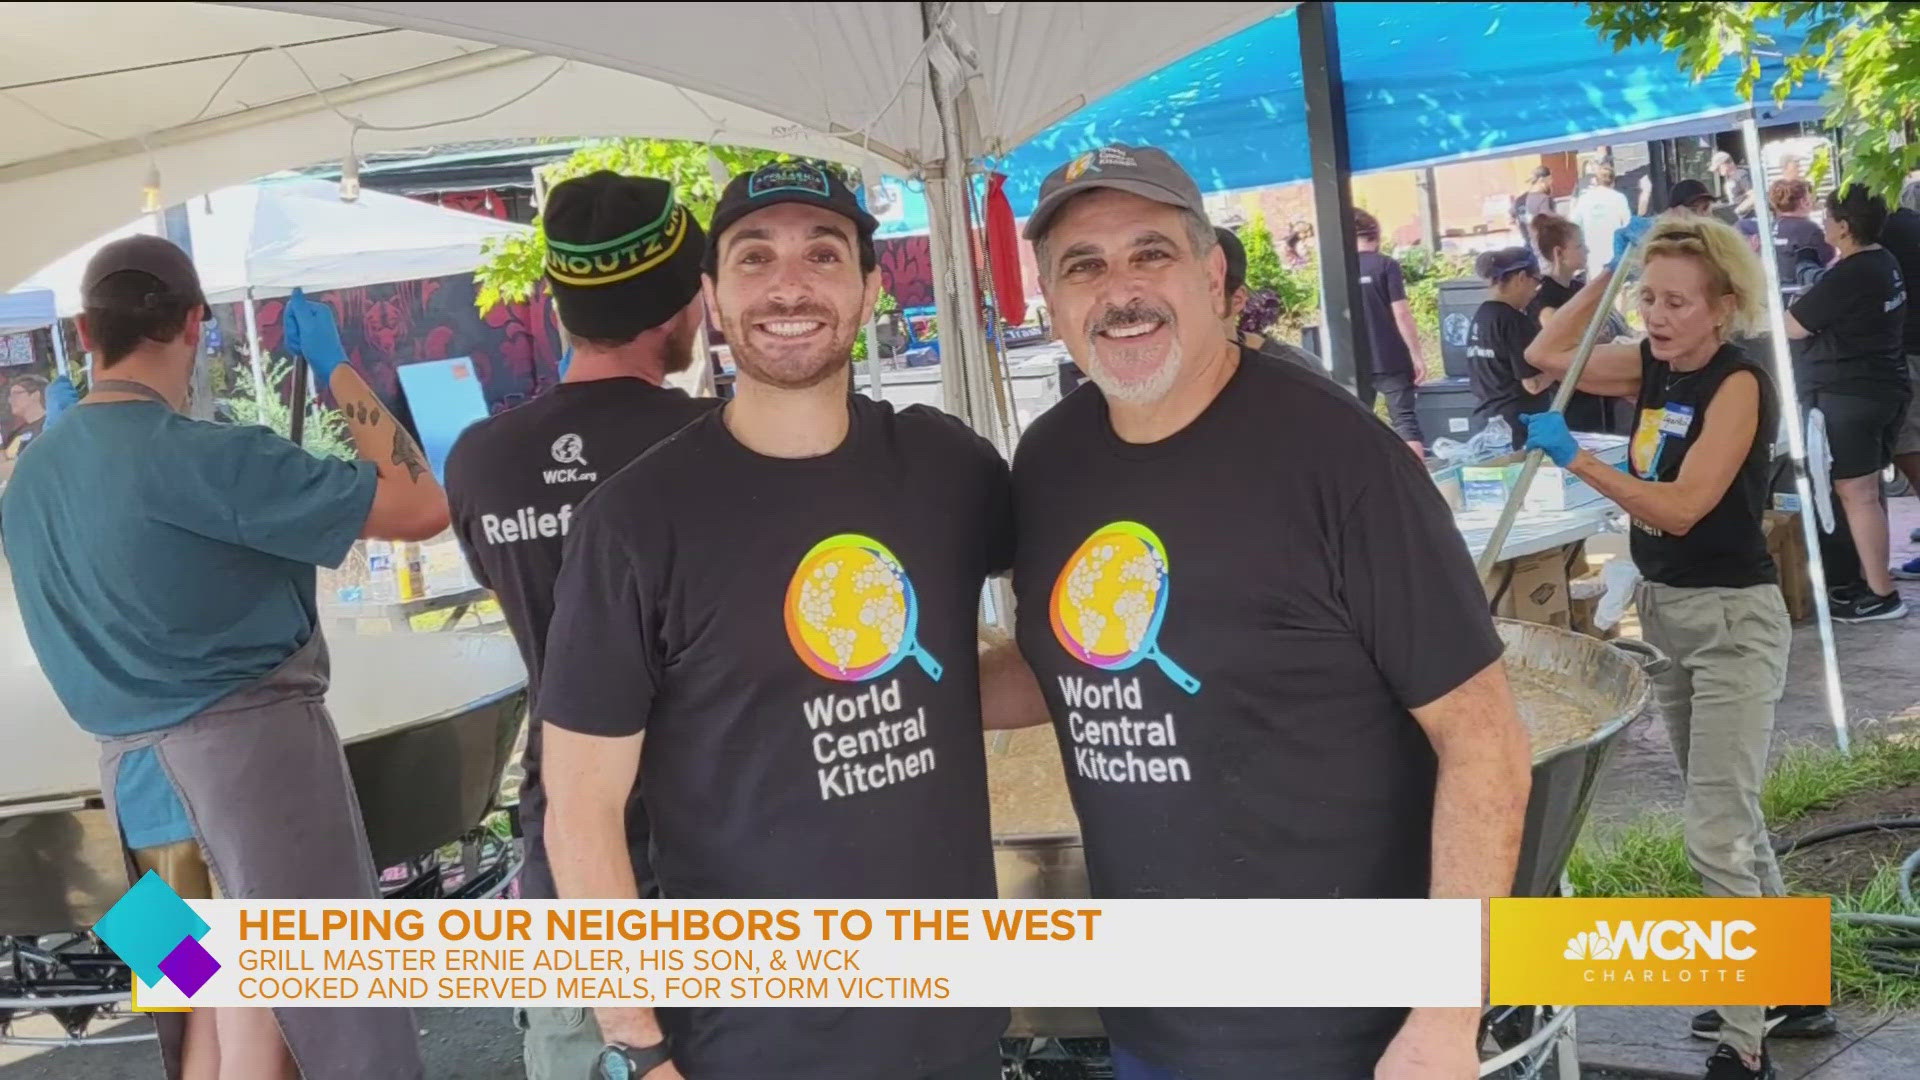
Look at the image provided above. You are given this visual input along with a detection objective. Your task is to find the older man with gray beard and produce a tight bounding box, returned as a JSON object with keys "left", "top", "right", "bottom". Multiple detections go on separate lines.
{"left": 1005, "top": 144, "right": 1533, "bottom": 1080}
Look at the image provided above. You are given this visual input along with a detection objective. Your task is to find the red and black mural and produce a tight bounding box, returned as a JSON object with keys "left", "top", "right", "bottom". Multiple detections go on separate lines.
{"left": 250, "top": 272, "right": 562, "bottom": 415}
{"left": 877, "top": 236, "right": 936, "bottom": 311}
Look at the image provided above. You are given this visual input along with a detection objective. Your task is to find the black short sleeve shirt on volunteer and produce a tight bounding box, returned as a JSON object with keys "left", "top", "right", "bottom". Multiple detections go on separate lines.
{"left": 1772, "top": 215, "right": 1835, "bottom": 287}
{"left": 1627, "top": 341, "right": 1779, "bottom": 589}
{"left": 1468, "top": 299, "right": 1549, "bottom": 436}
{"left": 539, "top": 394, "right": 1011, "bottom": 1080}
{"left": 1789, "top": 246, "right": 1908, "bottom": 395}
{"left": 1011, "top": 348, "right": 1505, "bottom": 1080}
{"left": 444, "top": 379, "right": 717, "bottom": 901}
{"left": 1528, "top": 278, "right": 1630, "bottom": 435}
{"left": 1355, "top": 250, "right": 1414, "bottom": 377}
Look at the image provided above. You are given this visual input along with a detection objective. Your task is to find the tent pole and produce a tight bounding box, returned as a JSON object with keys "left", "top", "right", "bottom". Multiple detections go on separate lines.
{"left": 860, "top": 166, "right": 887, "bottom": 403}
{"left": 1741, "top": 115, "right": 1850, "bottom": 754}
{"left": 1296, "top": 0, "right": 1374, "bottom": 401}
{"left": 49, "top": 315, "right": 71, "bottom": 381}
{"left": 243, "top": 289, "right": 267, "bottom": 407}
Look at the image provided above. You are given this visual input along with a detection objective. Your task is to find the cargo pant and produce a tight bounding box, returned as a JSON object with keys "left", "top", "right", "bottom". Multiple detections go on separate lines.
{"left": 1637, "top": 582, "right": 1792, "bottom": 1061}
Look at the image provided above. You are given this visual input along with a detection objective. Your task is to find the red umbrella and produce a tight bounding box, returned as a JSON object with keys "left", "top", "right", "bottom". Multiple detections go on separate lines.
{"left": 984, "top": 173, "right": 1026, "bottom": 327}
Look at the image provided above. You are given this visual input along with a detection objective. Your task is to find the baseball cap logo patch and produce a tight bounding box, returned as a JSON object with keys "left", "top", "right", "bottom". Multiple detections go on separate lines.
{"left": 748, "top": 163, "right": 832, "bottom": 201}
{"left": 1065, "top": 152, "right": 1097, "bottom": 182}
{"left": 545, "top": 194, "right": 692, "bottom": 287}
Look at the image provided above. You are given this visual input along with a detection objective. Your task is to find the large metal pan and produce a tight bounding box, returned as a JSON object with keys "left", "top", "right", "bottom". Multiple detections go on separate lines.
{"left": 991, "top": 618, "right": 1658, "bottom": 1041}
{"left": 0, "top": 631, "right": 527, "bottom": 935}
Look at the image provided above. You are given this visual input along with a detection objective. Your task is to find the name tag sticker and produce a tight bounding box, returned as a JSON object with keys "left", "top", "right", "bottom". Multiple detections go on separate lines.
{"left": 1660, "top": 404, "right": 1695, "bottom": 436}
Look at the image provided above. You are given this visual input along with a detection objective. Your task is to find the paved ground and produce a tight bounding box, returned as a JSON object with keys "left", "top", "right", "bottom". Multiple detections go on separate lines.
{"left": 1581, "top": 1007, "right": 1920, "bottom": 1079}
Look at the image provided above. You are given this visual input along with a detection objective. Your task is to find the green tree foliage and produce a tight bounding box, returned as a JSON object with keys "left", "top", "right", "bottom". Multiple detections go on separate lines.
{"left": 1238, "top": 211, "right": 1285, "bottom": 294}
{"left": 474, "top": 139, "right": 846, "bottom": 314}
{"left": 1585, "top": 3, "right": 1920, "bottom": 197}
{"left": 220, "top": 357, "right": 356, "bottom": 460}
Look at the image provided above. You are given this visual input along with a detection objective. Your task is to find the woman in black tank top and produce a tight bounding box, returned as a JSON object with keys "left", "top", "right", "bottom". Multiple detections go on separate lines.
{"left": 1518, "top": 213, "right": 1814, "bottom": 1080}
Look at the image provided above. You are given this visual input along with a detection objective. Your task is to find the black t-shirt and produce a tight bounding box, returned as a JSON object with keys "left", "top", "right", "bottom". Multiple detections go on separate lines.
{"left": 3, "top": 416, "right": 43, "bottom": 457}
{"left": 1010, "top": 349, "right": 1505, "bottom": 1080}
{"left": 1468, "top": 299, "right": 1549, "bottom": 438}
{"left": 1772, "top": 215, "right": 1834, "bottom": 289}
{"left": 1877, "top": 208, "right": 1920, "bottom": 354}
{"left": 445, "top": 378, "right": 717, "bottom": 900}
{"left": 1527, "top": 278, "right": 1630, "bottom": 435}
{"left": 540, "top": 394, "right": 1010, "bottom": 1080}
{"left": 1790, "top": 246, "right": 1909, "bottom": 394}
{"left": 1356, "top": 250, "right": 1414, "bottom": 377}
{"left": 1627, "top": 341, "right": 1779, "bottom": 588}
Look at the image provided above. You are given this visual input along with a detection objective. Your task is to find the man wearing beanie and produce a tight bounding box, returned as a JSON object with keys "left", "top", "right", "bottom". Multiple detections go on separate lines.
{"left": 540, "top": 160, "right": 1042, "bottom": 1080}
{"left": 442, "top": 171, "right": 718, "bottom": 1079}
{"left": 1, "top": 235, "right": 443, "bottom": 1078}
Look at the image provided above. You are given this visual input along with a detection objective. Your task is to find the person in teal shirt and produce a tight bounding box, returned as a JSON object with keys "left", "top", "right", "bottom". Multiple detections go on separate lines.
{"left": 1, "top": 236, "right": 447, "bottom": 1080}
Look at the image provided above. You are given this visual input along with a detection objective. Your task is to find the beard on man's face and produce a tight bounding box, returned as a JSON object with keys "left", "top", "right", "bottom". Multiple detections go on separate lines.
{"left": 720, "top": 297, "right": 856, "bottom": 391}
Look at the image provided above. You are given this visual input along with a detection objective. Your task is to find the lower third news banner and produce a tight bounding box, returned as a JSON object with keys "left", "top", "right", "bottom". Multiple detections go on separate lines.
{"left": 108, "top": 887, "right": 1828, "bottom": 1011}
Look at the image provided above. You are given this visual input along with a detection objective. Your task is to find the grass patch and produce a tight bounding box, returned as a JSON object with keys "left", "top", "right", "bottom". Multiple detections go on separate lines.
{"left": 1829, "top": 864, "right": 1920, "bottom": 1009}
{"left": 1571, "top": 738, "right": 1919, "bottom": 1011}
{"left": 1567, "top": 814, "right": 1697, "bottom": 898}
{"left": 1762, "top": 738, "right": 1920, "bottom": 824}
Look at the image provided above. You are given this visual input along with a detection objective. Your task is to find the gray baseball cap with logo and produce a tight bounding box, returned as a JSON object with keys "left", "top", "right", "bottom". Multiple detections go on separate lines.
{"left": 1022, "top": 144, "right": 1207, "bottom": 241}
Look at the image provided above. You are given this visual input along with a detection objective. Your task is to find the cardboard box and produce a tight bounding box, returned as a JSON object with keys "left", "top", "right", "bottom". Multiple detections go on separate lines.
{"left": 1484, "top": 547, "right": 1572, "bottom": 629}
{"left": 1427, "top": 461, "right": 1464, "bottom": 512}
{"left": 1763, "top": 510, "right": 1813, "bottom": 623}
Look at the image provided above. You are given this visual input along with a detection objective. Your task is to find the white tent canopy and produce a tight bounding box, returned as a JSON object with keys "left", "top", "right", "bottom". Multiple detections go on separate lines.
{"left": 13, "top": 177, "right": 529, "bottom": 316}
{"left": 0, "top": 290, "right": 58, "bottom": 334}
{"left": 0, "top": 2, "right": 1288, "bottom": 291}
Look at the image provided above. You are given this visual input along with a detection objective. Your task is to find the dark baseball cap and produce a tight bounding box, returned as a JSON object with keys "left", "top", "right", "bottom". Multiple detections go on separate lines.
{"left": 707, "top": 161, "right": 877, "bottom": 258}
{"left": 1668, "top": 179, "right": 1713, "bottom": 209}
{"left": 1022, "top": 144, "right": 1207, "bottom": 241}
{"left": 1475, "top": 246, "right": 1540, "bottom": 282}
{"left": 1216, "top": 227, "right": 1247, "bottom": 294}
{"left": 543, "top": 171, "right": 705, "bottom": 341}
{"left": 80, "top": 235, "right": 209, "bottom": 315}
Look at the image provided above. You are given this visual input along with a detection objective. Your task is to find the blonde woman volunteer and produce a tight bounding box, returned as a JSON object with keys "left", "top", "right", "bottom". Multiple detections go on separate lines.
{"left": 1521, "top": 214, "right": 1829, "bottom": 1080}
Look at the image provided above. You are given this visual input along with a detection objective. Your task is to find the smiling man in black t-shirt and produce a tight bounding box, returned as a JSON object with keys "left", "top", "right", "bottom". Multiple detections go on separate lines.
{"left": 1015, "top": 144, "right": 1532, "bottom": 1080}
{"left": 443, "top": 173, "right": 720, "bottom": 1078}
{"left": 538, "top": 162, "right": 1031, "bottom": 1080}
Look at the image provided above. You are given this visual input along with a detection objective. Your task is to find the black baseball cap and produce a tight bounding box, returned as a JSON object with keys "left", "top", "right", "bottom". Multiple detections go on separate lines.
{"left": 1476, "top": 246, "right": 1540, "bottom": 282}
{"left": 706, "top": 161, "right": 877, "bottom": 262}
{"left": 1217, "top": 227, "right": 1247, "bottom": 294}
{"left": 543, "top": 171, "right": 706, "bottom": 341}
{"left": 80, "top": 235, "right": 209, "bottom": 316}
{"left": 1668, "top": 179, "right": 1714, "bottom": 209}
{"left": 1023, "top": 144, "right": 1207, "bottom": 241}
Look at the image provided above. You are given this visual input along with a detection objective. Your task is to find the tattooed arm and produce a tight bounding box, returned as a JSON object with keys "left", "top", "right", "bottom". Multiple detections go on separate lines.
{"left": 331, "top": 365, "right": 449, "bottom": 541}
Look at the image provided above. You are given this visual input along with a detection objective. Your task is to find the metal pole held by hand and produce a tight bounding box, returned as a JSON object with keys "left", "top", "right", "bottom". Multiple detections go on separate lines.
{"left": 1474, "top": 238, "right": 1643, "bottom": 582}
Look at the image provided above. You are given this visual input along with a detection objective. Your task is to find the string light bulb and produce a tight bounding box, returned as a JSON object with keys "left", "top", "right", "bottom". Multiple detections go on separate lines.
{"left": 140, "top": 161, "right": 163, "bottom": 214}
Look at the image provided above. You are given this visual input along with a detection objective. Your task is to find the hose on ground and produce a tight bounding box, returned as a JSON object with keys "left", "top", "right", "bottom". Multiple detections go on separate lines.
{"left": 1773, "top": 818, "right": 1920, "bottom": 977}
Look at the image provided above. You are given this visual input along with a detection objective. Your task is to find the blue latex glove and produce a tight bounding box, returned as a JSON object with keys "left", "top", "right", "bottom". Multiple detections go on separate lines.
{"left": 1522, "top": 411, "right": 1579, "bottom": 467}
{"left": 41, "top": 375, "right": 79, "bottom": 429}
{"left": 1609, "top": 216, "right": 1654, "bottom": 270}
{"left": 556, "top": 345, "right": 573, "bottom": 382}
{"left": 281, "top": 288, "right": 348, "bottom": 387}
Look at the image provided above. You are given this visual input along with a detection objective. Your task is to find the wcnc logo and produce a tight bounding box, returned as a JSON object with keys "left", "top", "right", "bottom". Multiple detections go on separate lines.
{"left": 95, "top": 871, "right": 221, "bottom": 1001}
{"left": 1562, "top": 919, "right": 1757, "bottom": 963}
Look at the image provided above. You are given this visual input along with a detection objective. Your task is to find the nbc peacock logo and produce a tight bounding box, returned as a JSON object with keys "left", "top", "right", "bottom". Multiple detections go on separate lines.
{"left": 1562, "top": 929, "right": 1617, "bottom": 961}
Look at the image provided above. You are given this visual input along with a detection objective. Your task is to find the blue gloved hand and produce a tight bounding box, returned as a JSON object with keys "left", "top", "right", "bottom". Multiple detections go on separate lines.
{"left": 1609, "top": 216, "right": 1654, "bottom": 270}
{"left": 281, "top": 288, "right": 348, "bottom": 387}
{"left": 556, "top": 345, "right": 573, "bottom": 382}
{"left": 41, "top": 375, "right": 79, "bottom": 429}
{"left": 1522, "top": 411, "right": 1579, "bottom": 467}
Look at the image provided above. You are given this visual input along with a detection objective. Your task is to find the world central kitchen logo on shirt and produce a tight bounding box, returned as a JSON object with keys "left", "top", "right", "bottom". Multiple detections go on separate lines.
{"left": 1490, "top": 898, "right": 1831, "bottom": 1006}
{"left": 1049, "top": 521, "right": 1199, "bottom": 787}
{"left": 95, "top": 871, "right": 221, "bottom": 1005}
{"left": 785, "top": 533, "right": 944, "bottom": 802}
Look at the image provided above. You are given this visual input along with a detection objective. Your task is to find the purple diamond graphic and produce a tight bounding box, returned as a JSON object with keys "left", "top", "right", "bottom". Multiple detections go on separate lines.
{"left": 158, "top": 936, "right": 220, "bottom": 997}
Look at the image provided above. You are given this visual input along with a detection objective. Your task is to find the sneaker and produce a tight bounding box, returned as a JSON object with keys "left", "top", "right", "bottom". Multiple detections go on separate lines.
{"left": 1895, "top": 556, "right": 1920, "bottom": 581}
{"left": 1828, "top": 580, "right": 1869, "bottom": 601}
{"left": 1703, "top": 1044, "right": 1774, "bottom": 1080}
{"left": 1831, "top": 588, "right": 1908, "bottom": 623}
{"left": 1910, "top": 527, "right": 1920, "bottom": 544}
{"left": 1690, "top": 1004, "right": 1839, "bottom": 1040}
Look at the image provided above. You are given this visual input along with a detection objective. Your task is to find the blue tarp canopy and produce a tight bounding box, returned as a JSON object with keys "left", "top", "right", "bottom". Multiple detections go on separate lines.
{"left": 0, "top": 289, "right": 57, "bottom": 335}
{"left": 1000, "top": 2, "right": 1825, "bottom": 213}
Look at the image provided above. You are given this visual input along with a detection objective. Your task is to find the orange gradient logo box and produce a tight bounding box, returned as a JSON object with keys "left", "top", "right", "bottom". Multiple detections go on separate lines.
{"left": 1490, "top": 898, "right": 1830, "bottom": 1006}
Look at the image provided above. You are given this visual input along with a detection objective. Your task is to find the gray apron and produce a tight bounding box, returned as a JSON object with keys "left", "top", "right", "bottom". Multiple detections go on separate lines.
{"left": 97, "top": 629, "right": 426, "bottom": 1080}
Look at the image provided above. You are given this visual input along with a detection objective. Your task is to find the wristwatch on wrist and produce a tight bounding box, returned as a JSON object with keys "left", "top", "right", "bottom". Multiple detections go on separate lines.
{"left": 594, "top": 1040, "right": 672, "bottom": 1080}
